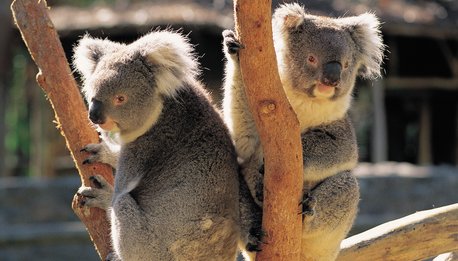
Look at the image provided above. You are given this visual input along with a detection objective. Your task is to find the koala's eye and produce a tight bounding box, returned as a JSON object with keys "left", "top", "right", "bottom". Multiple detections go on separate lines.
{"left": 114, "top": 95, "right": 127, "bottom": 106}
{"left": 308, "top": 55, "right": 317, "bottom": 65}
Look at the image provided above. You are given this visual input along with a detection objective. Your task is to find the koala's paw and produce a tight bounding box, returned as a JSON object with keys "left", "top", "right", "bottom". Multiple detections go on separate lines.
{"left": 81, "top": 143, "right": 104, "bottom": 164}
{"left": 301, "top": 192, "right": 317, "bottom": 221}
{"left": 77, "top": 175, "right": 114, "bottom": 210}
{"left": 223, "top": 29, "right": 243, "bottom": 55}
{"left": 81, "top": 143, "right": 117, "bottom": 167}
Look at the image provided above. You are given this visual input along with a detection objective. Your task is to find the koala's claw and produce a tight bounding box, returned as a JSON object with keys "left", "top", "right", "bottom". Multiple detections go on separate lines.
{"left": 89, "top": 175, "right": 104, "bottom": 189}
{"left": 77, "top": 197, "right": 87, "bottom": 208}
{"left": 223, "top": 29, "right": 243, "bottom": 55}
{"left": 81, "top": 144, "right": 101, "bottom": 154}
{"left": 82, "top": 159, "right": 91, "bottom": 165}
{"left": 81, "top": 143, "right": 102, "bottom": 165}
{"left": 76, "top": 175, "right": 113, "bottom": 210}
{"left": 81, "top": 142, "right": 119, "bottom": 168}
{"left": 76, "top": 187, "right": 94, "bottom": 208}
{"left": 91, "top": 175, "right": 112, "bottom": 190}
{"left": 82, "top": 156, "right": 99, "bottom": 165}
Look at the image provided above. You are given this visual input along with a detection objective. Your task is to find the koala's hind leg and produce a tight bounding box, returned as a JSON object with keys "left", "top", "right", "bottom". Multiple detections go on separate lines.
{"left": 109, "top": 179, "right": 158, "bottom": 260}
{"left": 301, "top": 171, "right": 359, "bottom": 261}
{"left": 168, "top": 217, "right": 240, "bottom": 261}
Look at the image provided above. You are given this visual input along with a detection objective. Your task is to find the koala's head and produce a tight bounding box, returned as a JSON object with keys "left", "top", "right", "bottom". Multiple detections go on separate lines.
{"left": 273, "top": 3, "right": 384, "bottom": 101}
{"left": 73, "top": 31, "right": 199, "bottom": 143}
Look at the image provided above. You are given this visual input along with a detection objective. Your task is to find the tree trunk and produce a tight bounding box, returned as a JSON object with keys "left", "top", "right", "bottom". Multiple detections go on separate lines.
{"left": 11, "top": 0, "right": 113, "bottom": 259}
{"left": 233, "top": 1, "right": 304, "bottom": 260}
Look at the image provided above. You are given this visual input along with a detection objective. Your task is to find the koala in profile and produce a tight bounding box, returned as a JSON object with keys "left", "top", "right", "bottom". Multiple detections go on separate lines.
{"left": 73, "top": 30, "right": 241, "bottom": 261}
{"left": 223, "top": 3, "right": 384, "bottom": 260}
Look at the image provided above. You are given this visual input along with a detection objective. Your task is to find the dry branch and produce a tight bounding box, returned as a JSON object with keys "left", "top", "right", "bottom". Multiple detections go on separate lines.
{"left": 11, "top": 0, "right": 113, "bottom": 259}
{"left": 338, "top": 203, "right": 458, "bottom": 261}
{"left": 233, "top": 1, "right": 304, "bottom": 260}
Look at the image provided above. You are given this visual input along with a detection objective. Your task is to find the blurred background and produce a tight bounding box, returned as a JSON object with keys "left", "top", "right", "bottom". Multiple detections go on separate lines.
{"left": 0, "top": 0, "right": 457, "bottom": 260}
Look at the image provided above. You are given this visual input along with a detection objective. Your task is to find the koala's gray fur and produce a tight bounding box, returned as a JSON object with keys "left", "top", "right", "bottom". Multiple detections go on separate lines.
{"left": 223, "top": 3, "right": 384, "bottom": 260}
{"left": 74, "top": 30, "right": 241, "bottom": 261}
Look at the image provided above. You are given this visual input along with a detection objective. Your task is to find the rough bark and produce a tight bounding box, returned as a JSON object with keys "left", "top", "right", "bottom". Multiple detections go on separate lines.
{"left": 338, "top": 203, "right": 458, "bottom": 261}
{"left": 233, "top": 1, "right": 304, "bottom": 260}
{"left": 11, "top": 0, "right": 113, "bottom": 259}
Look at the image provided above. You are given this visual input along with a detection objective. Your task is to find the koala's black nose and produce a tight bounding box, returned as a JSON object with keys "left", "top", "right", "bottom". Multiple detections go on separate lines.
{"left": 89, "top": 99, "right": 105, "bottom": 124}
{"left": 321, "top": 62, "right": 342, "bottom": 87}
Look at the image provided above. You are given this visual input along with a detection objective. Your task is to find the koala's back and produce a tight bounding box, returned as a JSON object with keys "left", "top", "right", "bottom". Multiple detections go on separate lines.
{"left": 113, "top": 82, "right": 240, "bottom": 260}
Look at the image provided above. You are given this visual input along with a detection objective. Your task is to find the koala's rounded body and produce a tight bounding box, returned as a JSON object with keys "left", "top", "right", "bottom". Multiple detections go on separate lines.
{"left": 223, "top": 3, "right": 384, "bottom": 260}
{"left": 74, "top": 31, "right": 240, "bottom": 261}
{"left": 110, "top": 85, "right": 240, "bottom": 261}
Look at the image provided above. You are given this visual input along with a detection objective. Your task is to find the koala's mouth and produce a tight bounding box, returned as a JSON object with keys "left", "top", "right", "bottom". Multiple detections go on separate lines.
{"left": 316, "top": 83, "right": 335, "bottom": 94}
{"left": 98, "top": 117, "right": 118, "bottom": 132}
{"left": 308, "top": 83, "right": 338, "bottom": 99}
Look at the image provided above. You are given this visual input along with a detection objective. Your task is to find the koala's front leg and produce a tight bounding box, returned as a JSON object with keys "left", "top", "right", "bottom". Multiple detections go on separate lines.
{"left": 222, "top": 30, "right": 260, "bottom": 162}
{"left": 223, "top": 29, "right": 243, "bottom": 57}
{"left": 81, "top": 140, "right": 119, "bottom": 168}
{"left": 301, "top": 117, "right": 358, "bottom": 181}
{"left": 77, "top": 175, "right": 114, "bottom": 210}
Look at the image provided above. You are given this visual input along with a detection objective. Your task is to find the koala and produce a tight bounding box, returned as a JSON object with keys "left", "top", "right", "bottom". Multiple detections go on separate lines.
{"left": 73, "top": 30, "right": 241, "bottom": 261}
{"left": 223, "top": 3, "right": 384, "bottom": 260}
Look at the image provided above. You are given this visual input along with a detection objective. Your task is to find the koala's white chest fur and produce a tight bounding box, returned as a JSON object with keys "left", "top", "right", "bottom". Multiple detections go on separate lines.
{"left": 283, "top": 82, "right": 351, "bottom": 132}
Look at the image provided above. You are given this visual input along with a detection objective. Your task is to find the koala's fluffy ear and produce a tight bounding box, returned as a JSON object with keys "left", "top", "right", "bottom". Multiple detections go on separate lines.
{"left": 72, "top": 35, "right": 123, "bottom": 80}
{"left": 339, "top": 13, "right": 385, "bottom": 78}
{"left": 273, "top": 3, "right": 306, "bottom": 31}
{"left": 130, "top": 31, "right": 200, "bottom": 97}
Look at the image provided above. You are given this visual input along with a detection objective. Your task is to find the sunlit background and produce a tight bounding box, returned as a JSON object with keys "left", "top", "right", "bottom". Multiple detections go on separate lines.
{"left": 0, "top": 0, "right": 457, "bottom": 260}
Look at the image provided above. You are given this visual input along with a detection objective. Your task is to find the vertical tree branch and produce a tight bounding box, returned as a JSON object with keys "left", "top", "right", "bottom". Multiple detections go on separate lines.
{"left": 233, "top": 1, "right": 303, "bottom": 260}
{"left": 11, "top": 0, "right": 113, "bottom": 259}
